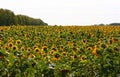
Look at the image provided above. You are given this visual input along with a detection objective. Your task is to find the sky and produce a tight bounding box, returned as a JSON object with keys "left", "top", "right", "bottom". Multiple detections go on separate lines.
{"left": 0, "top": 0, "right": 120, "bottom": 25}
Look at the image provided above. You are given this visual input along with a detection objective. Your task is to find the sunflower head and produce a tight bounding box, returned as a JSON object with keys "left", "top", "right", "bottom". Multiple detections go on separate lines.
{"left": 87, "top": 47, "right": 93, "bottom": 51}
{"left": 61, "top": 52, "right": 68, "bottom": 57}
{"left": 8, "top": 37, "right": 13, "bottom": 42}
{"left": 16, "top": 39, "right": 22, "bottom": 45}
{"left": 33, "top": 45, "right": 39, "bottom": 50}
{"left": 49, "top": 50, "right": 56, "bottom": 56}
{"left": 7, "top": 42, "right": 13, "bottom": 48}
{"left": 42, "top": 46, "right": 48, "bottom": 52}
{"left": 12, "top": 45, "right": 18, "bottom": 51}
{"left": 4, "top": 45, "right": 9, "bottom": 51}
{"left": 34, "top": 47, "right": 40, "bottom": 52}
{"left": 80, "top": 55, "right": 86, "bottom": 61}
{"left": 20, "top": 46, "right": 25, "bottom": 51}
{"left": 53, "top": 53, "right": 61, "bottom": 61}
{"left": 27, "top": 47, "right": 31, "bottom": 52}
{"left": 59, "top": 45, "right": 64, "bottom": 51}
{"left": 100, "top": 43, "right": 107, "bottom": 49}
{"left": 82, "top": 39, "right": 86, "bottom": 43}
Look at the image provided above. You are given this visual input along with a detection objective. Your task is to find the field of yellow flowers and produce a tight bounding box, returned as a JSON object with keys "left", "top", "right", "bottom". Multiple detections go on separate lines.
{"left": 0, "top": 26, "right": 120, "bottom": 77}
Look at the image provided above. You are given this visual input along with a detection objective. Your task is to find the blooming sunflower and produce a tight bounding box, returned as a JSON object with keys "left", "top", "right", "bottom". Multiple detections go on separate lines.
{"left": 12, "top": 45, "right": 18, "bottom": 51}
{"left": 33, "top": 45, "right": 39, "bottom": 50}
{"left": 16, "top": 39, "right": 22, "bottom": 45}
{"left": 7, "top": 42, "right": 13, "bottom": 48}
{"left": 20, "top": 46, "right": 25, "bottom": 51}
{"left": 53, "top": 53, "right": 61, "bottom": 61}
{"left": 8, "top": 37, "right": 13, "bottom": 43}
{"left": 87, "top": 47, "right": 93, "bottom": 51}
{"left": 34, "top": 47, "right": 40, "bottom": 53}
{"left": 4, "top": 45, "right": 9, "bottom": 51}
{"left": 59, "top": 45, "right": 64, "bottom": 51}
{"left": 42, "top": 46, "right": 48, "bottom": 52}
{"left": 61, "top": 51, "right": 68, "bottom": 57}
{"left": 80, "top": 55, "right": 86, "bottom": 61}
{"left": 27, "top": 47, "right": 31, "bottom": 52}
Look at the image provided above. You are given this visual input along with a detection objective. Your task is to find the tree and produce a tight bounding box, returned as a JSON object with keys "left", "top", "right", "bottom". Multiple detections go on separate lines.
{"left": 109, "top": 23, "right": 120, "bottom": 26}
{"left": 0, "top": 8, "right": 48, "bottom": 26}
{"left": 0, "top": 8, "right": 16, "bottom": 26}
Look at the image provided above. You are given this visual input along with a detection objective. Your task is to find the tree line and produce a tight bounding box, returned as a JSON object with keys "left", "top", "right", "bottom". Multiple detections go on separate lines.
{"left": 0, "top": 8, "right": 48, "bottom": 26}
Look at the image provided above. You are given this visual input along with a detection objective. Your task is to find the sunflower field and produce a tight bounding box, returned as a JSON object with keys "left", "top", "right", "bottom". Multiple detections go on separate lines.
{"left": 0, "top": 26, "right": 120, "bottom": 77}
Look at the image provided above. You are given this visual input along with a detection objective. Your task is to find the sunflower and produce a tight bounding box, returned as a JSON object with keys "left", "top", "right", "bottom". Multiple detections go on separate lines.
{"left": 4, "top": 45, "right": 9, "bottom": 51}
{"left": 42, "top": 46, "right": 48, "bottom": 52}
{"left": 80, "top": 55, "right": 86, "bottom": 61}
{"left": 28, "top": 53, "right": 35, "bottom": 59}
{"left": 34, "top": 36, "right": 38, "bottom": 41}
{"left": 34, "top": 47, "right": 40, "bottom": 52}
{"left": 111, "top": 37, "right": 118, "bottom": 43}
{"left": 71, "top": 55, "right": 77, "bottom": 61}
{"left": 12, "top": 45, "right": 18, "bottom": 51}
{"left": 100, "top": 43, "right": 107, "bottom": 49}
{"left": 16, "top": 39, "right": 22, "bottom": 45}
{"left": 20, "top": 46, "right": 25, "bottom": 51}
{"left": 27, "top": 47, "right": 31, "bottom": 52}
{"left": 21, "top": 54, "right": 26, "bottom": 59}
{"left": 61, "top": 51, "right": 68, "bottom": 57}
{"left": 7, "top": 42, "right": 13, "bottom": 48}
{"left": 49, "top": 50, "right": 56, "bottom": 56}
{"left": 0, "top": 28, "right": 4, "bottom": 32}
{"left": 82, "top": 39, "right": 86, "bottom": 43}
{"left": 87, "top": 47, "right": 93, "bottom": 51}
{"left": 25, "top": 34, "right": 30, "bottom": 40}
{"left": 33, "top": 45, "right": 39, "bottom": 50}
{"left": 59, "top": 45, "right": 64, "bottom": 51}
{"left": 53, "top": 53, "right": 61, "bottom": 61}
{"left": 8, "top": 37, "right": 13, "bottom": 43}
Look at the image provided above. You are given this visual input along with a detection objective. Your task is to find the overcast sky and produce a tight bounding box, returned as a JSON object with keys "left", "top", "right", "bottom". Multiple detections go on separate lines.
{"left": 0, "top": 0, "right": 120, "bottom": 25}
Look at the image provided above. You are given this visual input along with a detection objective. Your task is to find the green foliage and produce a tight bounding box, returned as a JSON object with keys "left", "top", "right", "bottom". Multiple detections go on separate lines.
{"left": 0, "top": 8, "right": 48, "bottom": 26}
{"left": 0, "top": 8, "right": 16, "bottom": 26}
{"left": 0, "top": 26, "right": 120, "bottom": 77}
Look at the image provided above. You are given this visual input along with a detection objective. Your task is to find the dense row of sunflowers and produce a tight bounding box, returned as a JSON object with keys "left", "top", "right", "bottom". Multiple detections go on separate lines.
{"left": 0, "top": 26, "right": 120, "bottom": 77}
